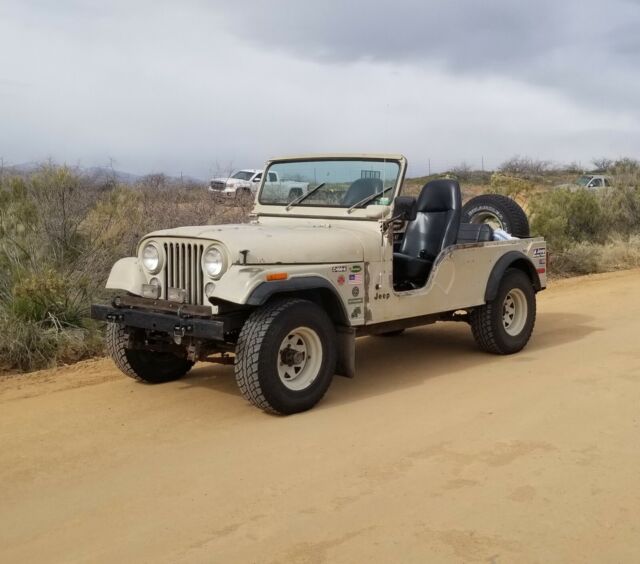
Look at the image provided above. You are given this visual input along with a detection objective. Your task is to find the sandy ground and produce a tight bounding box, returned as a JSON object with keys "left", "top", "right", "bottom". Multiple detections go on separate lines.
{"left": 1, "top": 270, "right": 639, "bottom": 564}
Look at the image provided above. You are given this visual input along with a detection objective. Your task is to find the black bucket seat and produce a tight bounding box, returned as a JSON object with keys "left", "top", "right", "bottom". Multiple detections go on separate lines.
{"left": 393, "top": 179, "right": 462, "bottom": 287}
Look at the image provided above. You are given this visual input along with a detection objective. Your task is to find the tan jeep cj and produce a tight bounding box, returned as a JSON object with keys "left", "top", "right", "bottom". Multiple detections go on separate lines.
{"left": 92, "top": 154, "right": 547, "bottom": 414}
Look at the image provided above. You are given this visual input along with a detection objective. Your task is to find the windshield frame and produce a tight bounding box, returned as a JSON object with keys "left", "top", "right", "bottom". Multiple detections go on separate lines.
{"left": 255, "top": 155, "right": 407, "bottom": 219}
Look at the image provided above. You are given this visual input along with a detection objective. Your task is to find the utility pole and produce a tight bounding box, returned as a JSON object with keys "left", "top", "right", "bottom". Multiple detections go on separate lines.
{"left": 481, "top": 156, "right": 485, "bottom": 172}
{"left": 428, "top": 158, "right": 431, "bottom": 176}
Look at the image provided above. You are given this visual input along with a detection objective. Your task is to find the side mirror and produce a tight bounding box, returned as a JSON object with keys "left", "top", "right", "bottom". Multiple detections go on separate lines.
{"left": 392, "top": 196, "right": 417, "bottom": 221}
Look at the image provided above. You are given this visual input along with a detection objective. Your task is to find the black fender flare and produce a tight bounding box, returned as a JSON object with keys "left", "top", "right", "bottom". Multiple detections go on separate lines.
{"left": 246, "top": 276, "right": 349, "bottom": 324}
{"left": 484, "top": 251, "right": 541, "bottom": 302}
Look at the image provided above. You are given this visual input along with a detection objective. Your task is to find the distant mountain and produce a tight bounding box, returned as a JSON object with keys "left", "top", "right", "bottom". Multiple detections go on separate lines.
{"left": 83, "top": 166, "right": 141, "bottom": 184}
{"left": 3, "top": 161, "right": 41, "bottom": 174}
{"left": 2, "top": 163, "right": 204, "bottom": 185}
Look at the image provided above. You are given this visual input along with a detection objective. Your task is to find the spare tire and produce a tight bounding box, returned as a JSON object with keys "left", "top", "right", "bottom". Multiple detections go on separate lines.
{"left": 461, "top": 194, "right": 530, "bottom": 238}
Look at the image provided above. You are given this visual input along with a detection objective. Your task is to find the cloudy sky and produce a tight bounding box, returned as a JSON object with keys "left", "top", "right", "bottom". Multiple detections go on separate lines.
{"left": 1, "top": 0, "right": 639, "bottom": 178}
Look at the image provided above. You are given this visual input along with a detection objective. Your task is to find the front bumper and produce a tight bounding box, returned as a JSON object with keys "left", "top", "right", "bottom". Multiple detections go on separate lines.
{"left": 208, "top": 187, "right": 237, "bottom": 196}
{"left": 91, "top": 298, "right": 243, "bottom": 342}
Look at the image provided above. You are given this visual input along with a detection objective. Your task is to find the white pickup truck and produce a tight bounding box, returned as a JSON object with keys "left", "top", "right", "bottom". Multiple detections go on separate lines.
{"left": 208, "top": 169, "right": 308, "bottom": 199}
{"left": 208, "top": 169, "right": 265, "bottom": 198}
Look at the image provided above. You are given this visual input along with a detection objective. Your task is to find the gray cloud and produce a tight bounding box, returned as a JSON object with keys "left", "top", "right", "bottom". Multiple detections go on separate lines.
{"left": 215, "top": 0, "right": 640, "bottom": 108}
{"left": 0, "top": 0, "right": 638, "bottom": 177}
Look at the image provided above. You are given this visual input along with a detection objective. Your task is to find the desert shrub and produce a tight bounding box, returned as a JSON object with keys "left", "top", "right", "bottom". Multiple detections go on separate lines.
{"left": 591, "top": 157, "right": 614, "bottom": 172}
{"left": 499, "top": 156, "right": 552, "bottom": 179}
{"left": 489, "top": 173, "right": 535, "bottom": 198}
{"left": 599, "top": 186, "right": 640, "bottom": 235}
{"left": 450, "top": 162, "right": 473, "bottom": 182}
{"left": 552, "top": 236, "right": 640, "bottom": 277}
{"left": 561, "top": 162, "right": 584, "bottom": 174}
{"left": 0, "top": 163, "right": 250, "bottom": 373}
{"left": 0, "top": 312, "right": 103, "bottom": 372}
{"left": 484, "top": 173, "right": 538, "bottom": 213}
{"left": 530, "top": 188, "right": 605, "bottom": 251}
{"left": 610, "top": 158, "right": 640, "bottom": 189}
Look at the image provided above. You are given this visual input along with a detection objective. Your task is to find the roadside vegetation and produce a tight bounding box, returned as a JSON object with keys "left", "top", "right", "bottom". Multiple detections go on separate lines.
{"left": 409, "top": 156, "right": 640, "bottom": 276}
{"left": 1, "top": 156, "right": 639, "bottom": 373}
{"left": 0, "top": 165, "right": 251, "bottom": 372}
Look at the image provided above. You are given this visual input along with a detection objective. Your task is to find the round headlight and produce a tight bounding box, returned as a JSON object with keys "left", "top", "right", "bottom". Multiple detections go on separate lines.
{"left": 142, "top": 243, "right": 161, "bottom": 273}
{"left": 203, "top": 246, "right": 224, "bottom": 278}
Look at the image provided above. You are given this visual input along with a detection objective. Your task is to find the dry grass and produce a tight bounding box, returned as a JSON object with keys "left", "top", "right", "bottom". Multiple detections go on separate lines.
{"left": 2, "top": 159, "right": 640, "bottom": 373}
{"left": 551, "top": 236, "right": 640, "bottom": 277}
{"left": 0, "top": 165, "right": 251, "bottom": 372}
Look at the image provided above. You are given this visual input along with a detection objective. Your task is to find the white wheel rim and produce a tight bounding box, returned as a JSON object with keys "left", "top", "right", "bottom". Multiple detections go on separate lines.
{"left": 277, "top": 327, "right": 323, "bottom": 391}
{"left": 471, "top": 211, "right": 504, "bottom": 230}
{"left": 502, "top": 288, "right": 528, "bottom": 336}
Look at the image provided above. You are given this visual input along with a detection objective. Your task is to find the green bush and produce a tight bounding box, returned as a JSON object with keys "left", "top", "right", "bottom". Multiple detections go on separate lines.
{"left": 0, "top": 312, "right": 103, "bottom": 372}
{"left": 0, "top": 163, "right": 244, "bottom": 373}
{"left": 530, "top": 189, "right": 605, "bottom": 251}
{"left": 600, "top": 186, "right": 640, "bottom": 235}
{"left": 552, "top": 236, "right": 640, "bottom": 277}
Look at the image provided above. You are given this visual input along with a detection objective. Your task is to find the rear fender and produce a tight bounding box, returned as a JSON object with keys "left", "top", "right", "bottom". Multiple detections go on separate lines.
{"left": 484, "top": 251, "right": 541, "bottom": 302}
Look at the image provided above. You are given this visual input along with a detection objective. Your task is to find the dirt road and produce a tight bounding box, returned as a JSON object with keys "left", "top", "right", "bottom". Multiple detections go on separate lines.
{"left": 1, "top": 270, "right": 639, "bottom": 563}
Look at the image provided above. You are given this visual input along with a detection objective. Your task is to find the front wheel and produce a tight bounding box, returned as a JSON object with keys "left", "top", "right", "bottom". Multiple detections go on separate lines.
{"left": 470, "top": 268, "right": 536, "bottom": 354}
{"left": 105, "top": 324, "right": 194, "bottom": 383}
{"left": 235, "top": 299, "right": 336, "bottom": 415}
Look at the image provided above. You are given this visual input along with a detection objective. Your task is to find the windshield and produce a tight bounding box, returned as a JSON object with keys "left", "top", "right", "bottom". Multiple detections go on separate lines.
{"left": 576, "top": 175, "right": 592, "bottom": 186}
{"left": 259, "top": 159, "right": 401, "bottom": 207}
{"left": 231, "top": 171, "right": 255, "bottom": 181}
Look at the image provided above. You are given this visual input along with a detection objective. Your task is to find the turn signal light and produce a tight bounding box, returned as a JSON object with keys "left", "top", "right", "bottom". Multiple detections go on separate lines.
{"left": 141, "top": 283, "right": 160, "bottom": 299}
{"left": 167, "top": 287, "right": 187, "bottom": 303}
{"left": 266, "top": 272, "right": 288, "bottom": 281}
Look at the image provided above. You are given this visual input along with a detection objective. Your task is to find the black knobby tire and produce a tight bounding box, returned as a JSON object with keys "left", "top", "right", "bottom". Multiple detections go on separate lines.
{"left": 235, "top": 299, "right": 336, "bottom": 415}
{"left": 462, "top": 194, "right": 530, "bottom": 238}
{"left": 105, "top": 324, "right": 193, "bottom": 383}
{"left": 470, "top": 268, "right": 536, "bottom": 354}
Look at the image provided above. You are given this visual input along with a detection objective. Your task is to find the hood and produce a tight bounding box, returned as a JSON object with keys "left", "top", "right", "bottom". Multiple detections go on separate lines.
{"left": 145, "top": 223, "right": 365, "bottom": 264}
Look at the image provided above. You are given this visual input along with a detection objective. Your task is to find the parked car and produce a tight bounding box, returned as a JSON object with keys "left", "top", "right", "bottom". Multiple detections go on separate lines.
{"left": 208, "top": 169, "right": 308, "bottom": 200}
{"left": 93, "top": 154, "right": 546, "bottom": 415}
{"left": 557, "top": 174, "right": 612, "bottom": 191}
{"left": 208, "top": 169, "right": 264, "bottom": 198}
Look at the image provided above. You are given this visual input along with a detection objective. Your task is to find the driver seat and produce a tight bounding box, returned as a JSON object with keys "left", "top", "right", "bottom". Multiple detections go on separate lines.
{"left": 393, "top": 179, "right": 461, "bottom": 287}
{"left": 342, "top": 177, "right": 383, "bottom": 206}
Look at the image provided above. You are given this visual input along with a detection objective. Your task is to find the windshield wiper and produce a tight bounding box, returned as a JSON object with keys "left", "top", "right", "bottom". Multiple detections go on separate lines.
{"left": 286, "top": 183, "right": 326, "bottom": 210}
{"left": 347, "top": 186, "right": 394, "bottom": 213}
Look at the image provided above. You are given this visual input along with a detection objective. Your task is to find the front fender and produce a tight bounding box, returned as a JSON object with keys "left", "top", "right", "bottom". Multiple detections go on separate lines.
{"left": 105, "top": 257, "right": 146, "bottom": 295}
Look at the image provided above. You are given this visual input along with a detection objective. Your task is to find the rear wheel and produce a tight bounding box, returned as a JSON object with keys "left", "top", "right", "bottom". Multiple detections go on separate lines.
{"left": 105, "top": 324, "right": 193, "bottom": 383}
{"left": 470, "top": 268, "right": 536, "bottom": 354}
{"left": 462, "top": 194, "right": 530, "bottom": 237}
{"left": 235, "top": 299, "right": 336, "bottom": 415}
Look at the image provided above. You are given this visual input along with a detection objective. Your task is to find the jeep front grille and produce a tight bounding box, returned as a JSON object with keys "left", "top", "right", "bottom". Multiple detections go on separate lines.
{"left": 163, "top": 242, "right": 205, "bottom": 305}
